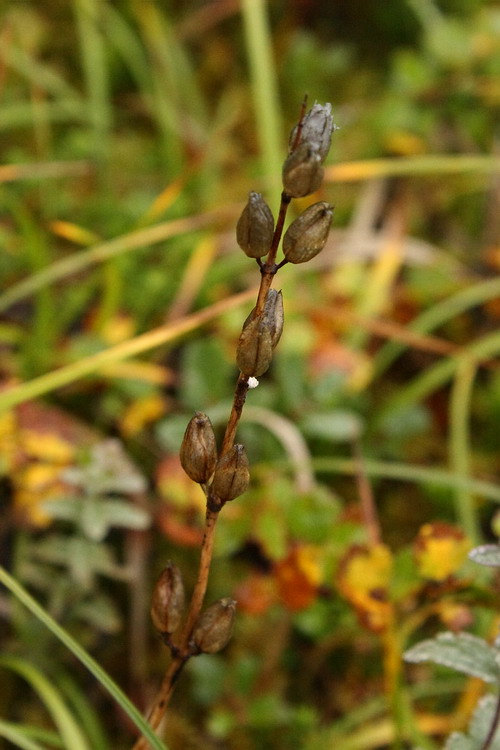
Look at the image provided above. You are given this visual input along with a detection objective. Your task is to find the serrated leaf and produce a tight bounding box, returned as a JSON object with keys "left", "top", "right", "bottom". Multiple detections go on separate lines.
{"left": 444, "top": 695, "right": 500, "bottom": 750}
{"left": 444, "top": 733, "right": 475, "bottom": 750}
{"left": 99, "top": 500, "right": 150, "bottom": 530}
{"left": 80, "top": 496, "right": 110, "bottom": 541}
{"left": 404, "top": 632, "right": 500, "bottom": 683}
{"left": 469, "top": 544, "right": 500, "bottom": 567}
{"left": 81, "top": 498, "right": 150, "bottom": 541}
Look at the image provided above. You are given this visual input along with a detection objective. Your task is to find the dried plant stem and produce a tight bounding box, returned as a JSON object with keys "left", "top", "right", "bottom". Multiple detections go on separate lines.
{"left": 132, "top": 193, "right": 292, "bottom": 750}
{"left": 221, "top": 373, "right": 251, "bottom": 455}
{"left": 132, "top": 98, "right": 336, "bottom": 748}
{"left": 352, "top": 437, "right": 381, "bottom": 546}
{"left": 133, "top": 510, "right": 219, "bottom": 749}
{"left": 178, "top": 509, "right": 219, "bottom": 647}
{"left": 254, "top": 191, "right": 291, "bottom": 316}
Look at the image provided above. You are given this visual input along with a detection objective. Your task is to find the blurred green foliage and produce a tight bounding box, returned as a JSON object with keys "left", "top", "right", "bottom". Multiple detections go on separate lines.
{"left": 1, "top": 0, "right": 500, "bottom": 748}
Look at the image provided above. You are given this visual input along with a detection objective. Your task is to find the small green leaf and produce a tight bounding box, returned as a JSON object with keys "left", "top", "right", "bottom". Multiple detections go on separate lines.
{"left": 81, "top": 499, "right": 150, "bottom": 541}
{"left": 81, "top": 496, "right": 110, "bottom": 541}
{"left": 469, "top": 544, "right": 500, "bottom": 567}
{"left": 301, "top": 410, "right": 363, "bottom": 442}
{"left": 74, "top": 594, "right": 122, "bottom": 634}
{"left": 404, "top": 632, "right": 500, "bottom": 684}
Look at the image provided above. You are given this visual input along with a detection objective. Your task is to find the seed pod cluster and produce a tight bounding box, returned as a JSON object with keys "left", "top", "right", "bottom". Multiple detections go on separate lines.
{"left": 236, "top": 289, "right": 284, "bottom": 377}
{"left": 180, "top": 410, "right": 251, "bottom": 509}
{"left": 193, "top": 597, "right": 237, "bottom": 654}
{"left": 150, "top": 562, "right": 185, "bottom": 635}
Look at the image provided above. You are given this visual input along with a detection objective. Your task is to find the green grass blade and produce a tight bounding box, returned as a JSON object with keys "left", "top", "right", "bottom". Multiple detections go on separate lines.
{"left": 373, "top": 276, "right": 500, "bottom": 379}
{"left": 56, "top": 670, "right": 110, "bottom": 750}
{"left": 375, "top": 329, "right": 500, "bottom": 424}
{"left": 241, "top": 0, "right": 282, "bottom": 203}
{"left": 0, "top": 287, "right": 255, "bottom": 413}
{"left": 0, "top": 211, "right": 229, "bottom": 315}
{"left": 1, "top": 43, "right": 82, "bottom": 103}
{"left": 72, "top": 0, "right": 112, "bottom": 163}
{"left": 0, "top": 655, "right": 90, "bottom": 750}
{"left": 449, "top": 358, "right": 481, "bottom": 542}
{"left": 312, "top": 457, "right": 500, "bottom": 504}
{"left": 0, "top": 721, "right": 47, "bottom": 750}
{"left": 0, "top": 568, "right": 169, "bottom": 750}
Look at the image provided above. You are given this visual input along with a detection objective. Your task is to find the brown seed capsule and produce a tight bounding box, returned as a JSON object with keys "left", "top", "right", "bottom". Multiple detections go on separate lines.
{"left": 180, "top": 412, "right": 218, "bottom": 484}
{"left": 150, "top": 562, "right": 185, "bottom": 635}
{"left": 193, "top": 597, "right": 237, "bottom": 654}
{"left": 212, "top": 444, "right": 249, "bottom": 503}
{"left": 236, "top": 192, "right": 275, "bottom": 259}
{"left": 236, "top": 289, "right": 284, "bottom": 377}
{"left": 288, "top": 102, "right": 335, "bottom": 163}
{"left": 283, "top": 201, "right": 333, "bottom": 264}
{"left": 282, "top": 142, "right": 323, "bottom": 198}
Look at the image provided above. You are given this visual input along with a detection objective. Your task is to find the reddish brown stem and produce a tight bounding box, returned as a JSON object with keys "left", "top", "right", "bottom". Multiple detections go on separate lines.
{"left": 221, "top": 373, "right": 250, "bottom": 456}
{"left": 132, "top": 509, "right": 219, "bottom": 750}
{"left": 253, "top": 191, "right": 291, "bottom": 318}
{"left": 352, "top": 437, "right": 381, "bottom": 546}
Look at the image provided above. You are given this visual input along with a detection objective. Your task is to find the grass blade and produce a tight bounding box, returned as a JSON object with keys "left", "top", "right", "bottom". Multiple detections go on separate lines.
{"left": 0, "top": 567, "right": 168, "bottom": 750}
{"left": 0, "top": 655, "right": 90, "bottom": 750}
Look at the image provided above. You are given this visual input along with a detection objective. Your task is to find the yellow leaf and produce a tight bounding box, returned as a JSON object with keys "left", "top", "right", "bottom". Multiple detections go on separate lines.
{"left": 0, "top": 411, "right": 18, "bottom": 471}
{"left": 19, "top": 429, "right": 75, "bottom": 464}
{"left": 101, "top": 313, "right": 136, "bottom": 344}
{"left": 120, "top": 394, "right": 167, "bottom": 437}
{"left": 414, "top": 522, "right": 471, "bottom": 581}
{"left": 337, "top": 544, "right": 394, "bottom": 633}
{"left": 49, "top": 220, "right": 101, "bottom": 246}
{"left": 14, "top": 463, "right": 68, "bottom": 527}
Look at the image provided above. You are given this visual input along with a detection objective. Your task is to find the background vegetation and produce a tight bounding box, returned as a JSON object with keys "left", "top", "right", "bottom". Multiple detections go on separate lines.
{"left": 1, "top": 0, "right": 500, "bottom": 748}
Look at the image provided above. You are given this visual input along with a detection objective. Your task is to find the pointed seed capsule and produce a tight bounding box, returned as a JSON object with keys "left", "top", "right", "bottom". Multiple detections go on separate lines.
{"left": 282, "top": 142, "right": 323, "bottom": 198}
{"left": 236, "top": 192, "right": 275, "bottom": 259}
{"left": 150, "top": 562, "right": 185, "bottom": 635}
{"left": 236, "top": 289, "right": 284, "bottom": 377}
{"left": 180, "top": 412, "right": 218, "bottom": 484}
{"left": 288, "top": 102, "right": 335, "bottom": 163}
{"left": 193, "top": 597, "right": 237, "bottom": 654}
{"left": 212, "top": 444, "right": 250, "bottom": 503}
{"left": 283, "top": 201, "right": 333, "bottom": 264}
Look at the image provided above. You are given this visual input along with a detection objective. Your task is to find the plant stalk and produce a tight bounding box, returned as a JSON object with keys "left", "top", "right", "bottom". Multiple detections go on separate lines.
{"left": 132, "top": 190, "right": 292, "bottom": 750}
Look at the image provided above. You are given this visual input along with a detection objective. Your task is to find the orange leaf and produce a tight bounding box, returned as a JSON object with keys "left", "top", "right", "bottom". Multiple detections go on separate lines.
{"left": 274, "top": 545, "right": 322, "bottom": 612}
{"left": 234, "top": 574, "right": 277, "bottom": 615}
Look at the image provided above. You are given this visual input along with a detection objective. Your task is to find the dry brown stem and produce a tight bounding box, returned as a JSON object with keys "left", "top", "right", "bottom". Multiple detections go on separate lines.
{"left": 132, "top": 191, "right": 293, "bottom": 750}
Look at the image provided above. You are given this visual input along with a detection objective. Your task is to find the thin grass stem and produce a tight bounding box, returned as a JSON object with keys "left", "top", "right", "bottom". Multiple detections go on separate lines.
{"left": 241, "top": 0, "right": 282, "bottom": 203}
{"left": 0, "top": 209, "right": 235, "bottom": 315}
{"left": 0, "top": 289, "right": 257, "bottom": 414}
{"left": 374, "top": 330, "right": 500, "bottom": 425}
{"left": 449, "top": 358, "right": 481, "bottom": 542}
